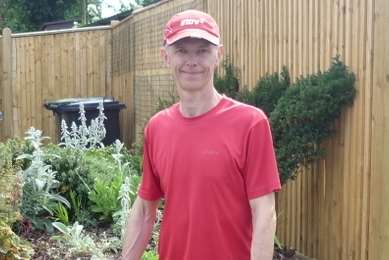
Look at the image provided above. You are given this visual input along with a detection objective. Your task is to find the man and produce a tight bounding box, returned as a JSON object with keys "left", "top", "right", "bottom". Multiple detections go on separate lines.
{"left": 122, "top": 9, "right": 281, "bottom": 260}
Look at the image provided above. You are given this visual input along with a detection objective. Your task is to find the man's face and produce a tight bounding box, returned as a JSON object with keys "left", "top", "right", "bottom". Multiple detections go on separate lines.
{"left": 161, "top": 38, "right": 223, "bottom": 93}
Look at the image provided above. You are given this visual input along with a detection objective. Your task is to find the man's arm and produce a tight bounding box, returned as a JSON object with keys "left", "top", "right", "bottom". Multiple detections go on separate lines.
{"left": 122, "top": 196, "right": 160, "bottom": 260}
{"left": 249, "top": 192, "right": 277, "bottom": 260}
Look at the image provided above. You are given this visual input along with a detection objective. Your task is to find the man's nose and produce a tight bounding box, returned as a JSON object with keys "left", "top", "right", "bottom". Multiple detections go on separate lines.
{"left": 184, "top": 53, "right": 199, "bottom": 67}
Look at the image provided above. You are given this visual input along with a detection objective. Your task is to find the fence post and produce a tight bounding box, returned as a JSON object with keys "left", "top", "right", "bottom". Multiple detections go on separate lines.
{"left": 1, "top": 28, "right": 13, "bottom": 140}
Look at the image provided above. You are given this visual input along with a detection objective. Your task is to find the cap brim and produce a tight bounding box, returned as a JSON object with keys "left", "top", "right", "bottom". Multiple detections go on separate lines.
{"left": 166, "top": 29, "right": 220, "bottom": 46}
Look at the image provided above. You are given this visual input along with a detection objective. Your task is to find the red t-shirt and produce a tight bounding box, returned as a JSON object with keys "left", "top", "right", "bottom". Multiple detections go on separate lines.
{"left": 139, "top": 96, "right": 281, "bottom": 260}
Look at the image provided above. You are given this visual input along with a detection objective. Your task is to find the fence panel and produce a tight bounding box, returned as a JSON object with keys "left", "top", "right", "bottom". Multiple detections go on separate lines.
{"left": 204, "top": 0, "right": 377, "bottom": 259}
{"left": 4, "top": 27, "right": 112, "bottom": 143}
{"left": 111, "top": 19, "right": 135, "bottom": 146}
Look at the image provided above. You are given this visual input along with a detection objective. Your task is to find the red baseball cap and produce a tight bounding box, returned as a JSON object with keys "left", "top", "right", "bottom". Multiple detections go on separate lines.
{"left": 163, "top": 10, "right": 220, "bottom": 46}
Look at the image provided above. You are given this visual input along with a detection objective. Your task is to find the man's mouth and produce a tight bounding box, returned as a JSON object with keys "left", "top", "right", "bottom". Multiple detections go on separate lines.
{"left": 181, "top": 71, "right": 203, "bottom": 74}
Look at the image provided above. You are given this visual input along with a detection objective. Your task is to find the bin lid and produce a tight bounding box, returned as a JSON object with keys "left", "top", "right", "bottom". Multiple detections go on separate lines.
{"left": 44, "top": 97, "right": 125, "bottom": 112}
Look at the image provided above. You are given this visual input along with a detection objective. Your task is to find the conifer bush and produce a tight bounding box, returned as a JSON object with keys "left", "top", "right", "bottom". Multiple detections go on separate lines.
{"left": 270, "top": 57, "right": 356, "bottom": 183}
{"left": 214, "top": 57, "right": 356, "bottom": 184}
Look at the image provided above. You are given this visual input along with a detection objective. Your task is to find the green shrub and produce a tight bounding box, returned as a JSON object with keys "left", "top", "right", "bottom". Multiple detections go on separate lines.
{"left": 270, "top": 57, "right": 356, "bottom": 183}
{"left": 89, "top": 173, "right": 124, "bottom": 222}
{"left": 0, "top": 140, "right": 24, "bottom": 226}
{"left": 249, "top": 67, "right": 290, "bottom": 116}
{"left": 44, "top": 145, "right": 92, "bottom": 203}
{"left": 85, "top": 142, "right": 140, "bottom": 224}
{"left": 212, "top": 57, "right": 356, "bottom": 184}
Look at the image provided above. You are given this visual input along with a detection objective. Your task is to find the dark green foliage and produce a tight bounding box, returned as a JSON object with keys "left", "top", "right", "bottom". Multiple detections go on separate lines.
{"left": 214, "top": 57, "right": 240, "bottom": 99}
{"left": 44, "top": 145, "right": 92, "bottom": 207}
{"left": 44, "top": 144, "right": 139, "bottom": 225}
{"left": 0, "top": 0, "right": 108, "bottom": 32}
{"left": 89, "top": 174, "right": 123, "bottom": 223}
{"left": 82, "top": 146, "right": 139, "bottom": 223}
{"left": 0, "top": 0, "right": 81, "bottom": 32}
{"left": 270, "top": 57, "right": 356, "bottom": 183}
{"left": 249, "top": 67, "right": 290, "bottom": 116}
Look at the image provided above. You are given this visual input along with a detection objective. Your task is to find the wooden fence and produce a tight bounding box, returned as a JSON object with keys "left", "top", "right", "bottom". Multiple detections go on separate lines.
{"left": 0, "top": 26, "right": 118, "bottom": 143}
{"left": 1, "top": 0, "right": 388, "bottom": 259}
{"left": 207, "top": 1, "right": 372, "bottom": 260}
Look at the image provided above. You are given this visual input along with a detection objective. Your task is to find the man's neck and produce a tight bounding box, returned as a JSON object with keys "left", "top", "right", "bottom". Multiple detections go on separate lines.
{"left": 178, "top": 87, "right": 223, "bottom": 118}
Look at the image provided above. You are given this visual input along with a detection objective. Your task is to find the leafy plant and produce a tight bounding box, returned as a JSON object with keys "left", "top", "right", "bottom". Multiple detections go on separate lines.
{"left": 142, "top": 250, "right": 159, "bottom": 260}
{"left": 52, "top": 203, "right": 70, "bottom": 226}
{"left": 18, "top": 128, "right": 70, "bottom": 230}
{"left": 52, "top": 221, "right": 104, "bottom": 258}
{"left": 112, "top": 174, "right": 140, "bottom": 237}
{"left": 88, "top": 174, "right": 123, "bottom": 222}
{"left": 82, "top": 147, "right": 121, "bottom": 181}
{"left": 60, "top": 102, "right": 106, "bottom": 150}
{"left": 249, "top": 67, "right": 290, "bottom": 116}
{"left": 88, "top": 140, "right": 141, "bottom": 224}
{"left": 44, "top": 145, "right": 93, "bottom": 221}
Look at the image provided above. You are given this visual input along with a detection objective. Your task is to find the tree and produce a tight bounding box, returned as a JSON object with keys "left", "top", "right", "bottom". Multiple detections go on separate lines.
{"left": 0, "top": 0, "right": 103, "bottom": 32}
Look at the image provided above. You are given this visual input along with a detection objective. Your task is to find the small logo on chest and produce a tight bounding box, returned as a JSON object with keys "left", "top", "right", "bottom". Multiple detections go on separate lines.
{"left": 202, "top": 150, "right": 220, "bottom": 156}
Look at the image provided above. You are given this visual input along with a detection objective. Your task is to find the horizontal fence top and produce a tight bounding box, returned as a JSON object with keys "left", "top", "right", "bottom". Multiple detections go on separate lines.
{"left": 1, "top": 25, "right": 112, "bottom": 38}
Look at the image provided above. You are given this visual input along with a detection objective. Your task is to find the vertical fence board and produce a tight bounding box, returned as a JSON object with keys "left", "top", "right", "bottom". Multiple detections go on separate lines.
{"left": 370, "top": 0, "right": 389, "bottom": 259}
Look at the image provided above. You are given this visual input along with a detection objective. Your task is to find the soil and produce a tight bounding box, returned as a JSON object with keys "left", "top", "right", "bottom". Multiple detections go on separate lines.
{"left": 21, "top": 227, "right": 121, "bottom": 260}
{"left": 21, "top": 229, "right": 312, "bottom": 260}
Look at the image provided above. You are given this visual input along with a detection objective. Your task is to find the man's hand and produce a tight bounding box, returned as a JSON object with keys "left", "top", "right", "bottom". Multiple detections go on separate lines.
{"left": 249, "top": 192, "right": 277, "bottom": 260}
{"left": 121, "top": 196, "right": 160, "bottom": 260}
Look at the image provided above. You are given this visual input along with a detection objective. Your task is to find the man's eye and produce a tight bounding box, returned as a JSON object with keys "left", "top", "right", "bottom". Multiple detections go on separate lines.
{"left": 198, "top": 49, "right": 208, "bottom": 53}
{"left": 176, "top": 49, "right": 186, "bottom": 53}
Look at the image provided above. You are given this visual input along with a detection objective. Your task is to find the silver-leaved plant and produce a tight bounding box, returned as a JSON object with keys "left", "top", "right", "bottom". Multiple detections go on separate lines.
{"left": 60, "top": 102, "right": 107, "bottom": 150}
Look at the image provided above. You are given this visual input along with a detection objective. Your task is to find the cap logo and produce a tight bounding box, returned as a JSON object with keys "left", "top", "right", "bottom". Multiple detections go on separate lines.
{"left": 180, "top": 18, "right": 206, "bottom": 26}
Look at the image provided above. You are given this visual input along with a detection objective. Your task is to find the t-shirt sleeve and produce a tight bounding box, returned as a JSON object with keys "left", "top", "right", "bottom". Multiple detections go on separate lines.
{"left": 243, "top": 116, "right": 281, "bottom": 200}
{"left": 138, "top": 125, "right": 163, "bottom": 201}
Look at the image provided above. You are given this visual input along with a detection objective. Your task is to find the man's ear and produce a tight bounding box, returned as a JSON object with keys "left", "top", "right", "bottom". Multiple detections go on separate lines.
{"left": 216, "top": 44, "right": 224, "bottom": 66}
{"left": 160, "top": 47, "right": 170, "bottom": 67}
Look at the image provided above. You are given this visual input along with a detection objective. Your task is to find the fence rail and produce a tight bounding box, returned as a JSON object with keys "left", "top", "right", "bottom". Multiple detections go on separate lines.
{"left": 1, "top": 0, "right": 388, "bottom": 259}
